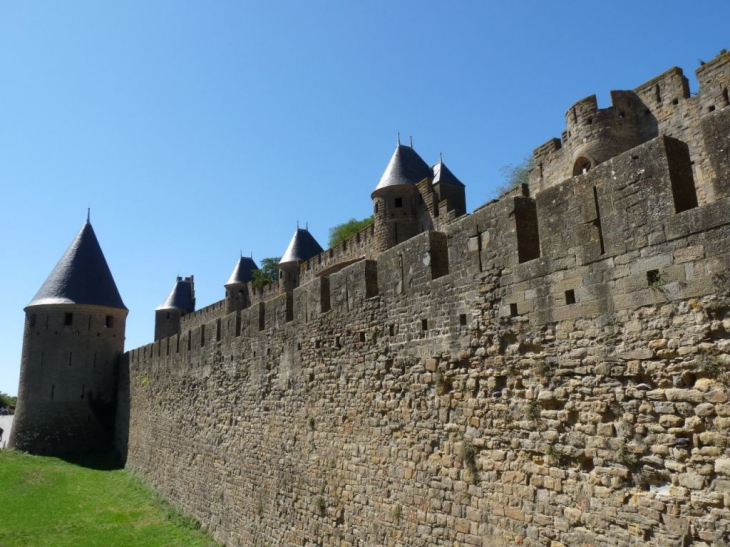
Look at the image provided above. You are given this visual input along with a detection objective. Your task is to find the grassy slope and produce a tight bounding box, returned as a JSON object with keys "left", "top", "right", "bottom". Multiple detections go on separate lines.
{"left": 0, "top": 451, "right": 218, "bottom": 547}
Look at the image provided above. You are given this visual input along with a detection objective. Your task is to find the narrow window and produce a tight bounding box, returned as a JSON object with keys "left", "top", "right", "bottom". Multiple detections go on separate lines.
{"left": 459, "top": 314, "right": 467, "bottom": 326}
{"left": 655, "top": 84, "right": 661, "bottom": 104}
{"left": 30, "top": 314, "right": 36, "bottom": 327}
{"left": 216, "top": 319, "right": 221, "bottom": 342}
{"left": 64, "top": 313, "right": 73, "bottom": 326}
{"left": 510, "top": 303, "right": 519, "bottom": 317}
{"left": 105, "top": 316, "right": 113, "bottom": 328}
{"left": 297, "top": 342, "right": 302, "bottom": 351}
{"left": 166, "top": 312, "right": 170, "bottom": 319}
{"left": 374, "top": 202, "right": 379, "bottom": 214}
{"left": 565, "top": 290, "right": 576, "bottom": 305}
{"left": 359, "top": 332, "right": 365, "bottom": 343}
{"left": 394, "top": 197, "right": 403, "bottom": 208}
{"left": 515, "top": 197, "right": 541, "bottom": 263}
{"left": 235, "top": 314, "right": 241, "bottom": 337}
{"left": 187, "top": 332, "right": 192, "bottom": 351}
{"left": 315, "top": 340, "right": 321, "bottom": 349}
{"left": 267, "top": 348, "right": 271, "bottom": 355}
{"left": 421, "top": 319, "right": 428, "bottom": 331}
{"left": 335, "top": 336, "right": 340, "bottom": 348}
{"left": 389, "top": 324, "right": 395, "bottom": 336}
{"left": 723, "top": 88, "right": 729, "bottom": 106}
{"left": 593, "top": 187, "right": 605, "bottom": 255}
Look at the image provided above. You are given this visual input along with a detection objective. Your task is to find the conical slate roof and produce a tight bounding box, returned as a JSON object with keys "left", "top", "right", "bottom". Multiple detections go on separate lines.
{"left": 279, "top": 228, "right": 324, "bottom": 265}
{"left": 225, "top": 256, "right": 258, "bottom": 286}
{"left": 432, "top": 160, "right": 465, "bottom": 187}
{"left": 157, "top": 277, "right": 195, "bottom": 312}
{"left": 27, "top": 221, "right": 127, "bottom": 310}
{"left": 372, "top": 144, "right": 431, "bottom": 195}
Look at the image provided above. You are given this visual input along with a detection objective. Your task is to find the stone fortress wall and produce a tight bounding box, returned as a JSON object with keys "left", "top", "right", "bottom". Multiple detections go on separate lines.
{"left": 116, "top": 54, "right": 730, "bottom": 546}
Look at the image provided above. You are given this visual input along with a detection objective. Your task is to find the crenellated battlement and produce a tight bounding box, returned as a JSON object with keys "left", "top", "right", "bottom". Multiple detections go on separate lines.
{"left": 131, "top": 128, "right": 730, "bottom": 370}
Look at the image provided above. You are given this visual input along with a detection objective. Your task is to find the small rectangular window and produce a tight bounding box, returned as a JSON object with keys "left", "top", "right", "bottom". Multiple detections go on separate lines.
{"left": 105, "top": 316, "right": 114, "bottom": 328}
{"left": 30, "top": 314, "right": 37, "bottom": 327}
{"left": 647, "top": 270, "right": 661, "bottom": 286}
{"left": 359, "top": 332, "right": 365, "bottom": 343}
{"left": 421, "top": 319, "right": 428, "bottom": 331}
{"left": 565, "top": 290, "right": 576, "bottom": 305}
{"left": 389, "top": 324, "right": 395, "bottom": 336}
{"left": 64, "top": 313, "right": 73, "bottom": 326}
{"left": 395, "top": 197, "right": 403, "bottom": 208}
{"left": 459, "top": 314, "right": 467, "bottom": 326}
{"left": 510, "top": 303, "right": 519, "bottom": 317}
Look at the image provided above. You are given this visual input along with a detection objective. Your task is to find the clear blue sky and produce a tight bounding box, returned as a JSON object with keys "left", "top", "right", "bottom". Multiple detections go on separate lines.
{"left": 1, "top": 1, "right": 728, "bottom": 395}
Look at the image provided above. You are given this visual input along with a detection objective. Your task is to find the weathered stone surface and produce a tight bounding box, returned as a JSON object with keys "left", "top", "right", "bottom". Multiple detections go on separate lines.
{"left": 112, "top": 54, "right": 730, "bottom": 547}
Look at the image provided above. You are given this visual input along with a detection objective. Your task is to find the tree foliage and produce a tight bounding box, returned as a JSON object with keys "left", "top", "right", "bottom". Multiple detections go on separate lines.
{"left": 495, "top": 155, "right": 534, "bottom": 196}
{"left": 328, "top": 216, "right": 374, "bottom": 248}
{"left": 0, "top": 391, "right": 16, "bottom": 408}
{"left": 250, "top": 257, "right": 280, "bottom": 289}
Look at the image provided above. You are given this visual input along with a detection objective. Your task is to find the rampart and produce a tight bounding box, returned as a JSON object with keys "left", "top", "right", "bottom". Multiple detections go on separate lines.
{"left": 116, "top": 59, "right": 730, "bottom": 547}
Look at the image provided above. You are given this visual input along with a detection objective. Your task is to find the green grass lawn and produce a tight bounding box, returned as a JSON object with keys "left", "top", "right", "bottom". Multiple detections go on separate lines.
{"left": 0, "top": 450, "right": 218, "bottom": 547}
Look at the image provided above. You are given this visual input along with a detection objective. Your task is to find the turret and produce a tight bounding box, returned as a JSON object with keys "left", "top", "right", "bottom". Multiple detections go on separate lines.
{"left": 564, "top": 91, "right": 644, "bottom": 176}
{"left": 154, "top": 276, "right": 195, "bottom": 341}
{"left": 371, "top": 142, "right": 431, "bottom": 252}
{"left": 431, "top": 158, "right": 466, "bottom": 219}
{"left": 278, "top": 227, "right": 323, "bottom": 293}
{"left": 9, "top": 217, "right": 128, "bottom": 455}
{"left": 225, "top": 256, "right": 258, "bottom": 313}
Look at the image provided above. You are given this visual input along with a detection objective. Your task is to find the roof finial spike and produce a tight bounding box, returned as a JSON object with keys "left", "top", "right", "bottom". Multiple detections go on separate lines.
{"left": 297, "top": 220, "right": 299, "bottom": 230}
{"left": 397, "top": 132, "right": 400, "bottom": 145}
{"left": 240, "top": 249, "right": 242, "bottom": 258}
{"left": 250, "top": 251, "right": 253, "bottom": 259}
{"left": 410, "top": 136, "right": 413, "bottom": 148}
{"left": 439, "top": 151, "right": 443, "bottom": 163}
{"left": 306, "top": 221, "right": 309, "bottom": 231}
{"left": 87, "top": 207, "right": 90, "bottom": 223}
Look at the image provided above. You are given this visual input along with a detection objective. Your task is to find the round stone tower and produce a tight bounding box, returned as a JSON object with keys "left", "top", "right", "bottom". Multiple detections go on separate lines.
{"left": 154, "top": 276, "right": 195, "bottom": 341}
{"left": 225, "top": 256, "right": 258, "bottom": 313}
{"left": 371, "top": 143, "right": 431, "bottom": 252}
{"left": 564, "top": 90, "right": 644, "bottom": 176}
{"left": 278, "top": 227, "right": 324, "bottom": 293}
{"left": 9, "top": 218, "right": 128, "bottom": 455}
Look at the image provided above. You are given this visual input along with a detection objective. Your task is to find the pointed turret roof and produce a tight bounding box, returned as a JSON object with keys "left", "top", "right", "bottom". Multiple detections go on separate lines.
{"left": 225, "top": 256, "right": 258, "bottom": 286}
{"left": 279, "top": 228, "right": 324, "bottom": 265}
{"left": 27, "top": 220, "right": 126, "bottom": 310}
{"left": 372, "top": 144, "right": 431, "bottom": 195}
{"left": 156, "top": 277, "right": 195, "bottom": 312}
{"left": 432, "top": 159, "right": 465, "bottom": 187}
